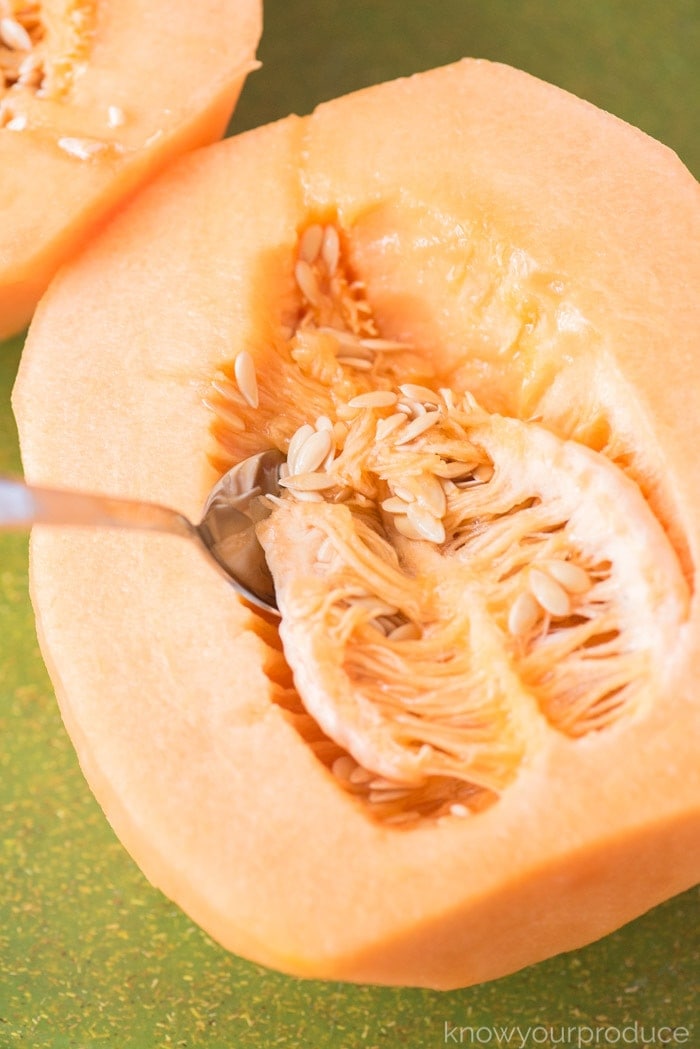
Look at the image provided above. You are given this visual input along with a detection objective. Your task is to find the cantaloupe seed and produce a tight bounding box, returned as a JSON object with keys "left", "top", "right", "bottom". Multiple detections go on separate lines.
{"left": 381, "top": 496, "right": 410, "bottom": 514}
{"left": 508, "top": 591, "right": 541, "bottom": 638}
{"left": 206, "top": 219, "right": 688, "bottom": 828}
{"left": 292, "top": 428, "right": 333, "bottom": 475}
{"left": 298, "top": 223, "right": 324, "bottom": 264}
{"left": 387, "top": 622, "right": 422, "bottom": 641}
{"left": 321, "top": 224, "right": 340, "bottom": 275}
{"left": 528, "top": 567, "right": 571, "bottom": 618}
{"left": 544, "top": 558, "right": 592, "bottom": 594}
{"left": 0, "top": 15, "right": 32, "bottom": 51}
{"left": 294, "top": 259, "right": 322, "bottom": 306}
{"left": 288, "top": 489, "right": 325, "bottom": 504}
{"left": 202, "top": 397, "right": 245, "bottom": 432}
{"left": 394, "top": 413, "right": 440, "bottom": 445}
{"left": 376, "top": 413, "right": 407, "bottom": 441}
{"left": 233, "top": 349, "right": 258, "bottom": 408}
{"left": 391, "top": 484, "right": 415, "bottom": 503}
{"left": 279, "top": 472, "right": 338, "bottom": 493}
{"left": 393, "top": 515, "right": 426, "bottom": 541}
{"left": 336, "top": 356, "right": 373, "bottom": 371}
{"left": 415, "top": 474, "right": 447, "bottom": 517}
{"left": 286, "top": 423, "right": 314, "bottom": 474}
{"left": 348, "top": 391, "right": 398, "bottom": 409}
{"left": 397, "top": 398, "right": 422, "bottom": 416}
{"left": 18, "top": 51, "right": 43, "bottom": 87}
{"left": 107, "top": 104, "right": 125, "bottom": 128}
{"left": 472, "top": 463, "right": 495, "bottom": 483}
{"left": 348, "top": 765, "right": 373, "bottom": 785}
{"left": 57, "top": 136, "right": 109, "bottom": 160}
{"left": 212, "top": 375, "right": 249, "bottom": 409}
{"left": 361, "top": 336, "right": 411, "bottom": 351}
{"left": 330, "top": 754, "right": 356, "bottom": 781}
{"left": 399, "top": 383, "right": 445, "bottom": 406}
{"left": 406, "top": 502, "right": 446, "bottom": 544}
{"left": 316, "top": 326, "right": 363, "bottom": 350}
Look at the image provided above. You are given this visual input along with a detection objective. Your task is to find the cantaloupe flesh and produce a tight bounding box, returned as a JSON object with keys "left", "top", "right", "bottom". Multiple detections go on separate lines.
{"left": 0, "top": 0, "right": 261, "bottom": 339}
{"left": 13, "top": 60, "right": 700, "bottom": 989}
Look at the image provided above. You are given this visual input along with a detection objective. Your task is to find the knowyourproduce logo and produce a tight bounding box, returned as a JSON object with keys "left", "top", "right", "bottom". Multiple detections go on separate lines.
{"left": 442, "top": 1022, "right": 692, "bottom": 1047}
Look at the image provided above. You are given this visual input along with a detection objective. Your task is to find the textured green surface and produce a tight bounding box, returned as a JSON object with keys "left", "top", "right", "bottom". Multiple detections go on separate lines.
{"left": 1, "top": 2, "right": 699, "bottom": 1046}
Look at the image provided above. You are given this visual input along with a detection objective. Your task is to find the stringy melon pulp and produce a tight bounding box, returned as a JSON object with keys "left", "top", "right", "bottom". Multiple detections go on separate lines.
{"left": 207, "top": 219, "right": 690, "bottom": 828}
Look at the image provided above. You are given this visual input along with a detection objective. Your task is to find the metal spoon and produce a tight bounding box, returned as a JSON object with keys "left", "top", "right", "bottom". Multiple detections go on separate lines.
{"left": 0, "top": 448, "right": 285, "bottom": 615}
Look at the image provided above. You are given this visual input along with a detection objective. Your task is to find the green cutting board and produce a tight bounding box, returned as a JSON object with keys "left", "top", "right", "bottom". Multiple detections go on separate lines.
{"left": 1, "top": 2, "right": 698, "bottom": 1046}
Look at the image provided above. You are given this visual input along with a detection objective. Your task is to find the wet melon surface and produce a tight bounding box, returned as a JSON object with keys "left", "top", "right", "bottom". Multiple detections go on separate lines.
{"left": 0, "top": 0, "right": 261, "bottom": 338}
{"left": 13, "top": 60, "right": 700, "bottom": 989}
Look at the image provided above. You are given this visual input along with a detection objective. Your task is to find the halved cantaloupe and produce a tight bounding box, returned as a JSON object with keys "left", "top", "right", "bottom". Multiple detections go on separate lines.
{"left": 12, "top": 59, "right": 700, "bottom": 990}
{"left": 0, "top": 0, "right": 261, "bottom": 338}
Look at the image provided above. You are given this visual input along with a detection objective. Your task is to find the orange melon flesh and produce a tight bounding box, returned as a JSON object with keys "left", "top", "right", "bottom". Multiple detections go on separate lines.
{"left": 0, "top": 0, "right": 261, "bottom": 338}
{"left": 12, "top": 60, "right": 700, "bottom": 989}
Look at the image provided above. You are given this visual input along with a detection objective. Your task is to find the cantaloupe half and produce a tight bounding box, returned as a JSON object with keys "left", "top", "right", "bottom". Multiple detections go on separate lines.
{"left": 0, "top": 0, "right": 261, "bottom": 338}
{"left": 12, "top": 59, "right": 700, "bottom": 990}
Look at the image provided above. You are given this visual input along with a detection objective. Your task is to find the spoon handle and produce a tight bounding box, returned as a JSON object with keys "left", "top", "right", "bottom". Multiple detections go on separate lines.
{"left": 0, "top": 475, "right": 195, "bottom": 539}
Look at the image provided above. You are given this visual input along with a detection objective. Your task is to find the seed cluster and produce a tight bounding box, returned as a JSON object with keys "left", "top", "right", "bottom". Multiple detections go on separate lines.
{"left": 270, "top": 382, "right": 496, "bottom": 558}
{"left": 328, "top": 754, "right": 489, "bottom": 824}
{"left": 1, "top": 0, "right": 103, "bottom": 129}
{"left": 508, "top": 560, "right": 592, "bottom": 638}
{"left": 0, "top": 0, "right": 44, "bottom": 101}
{"left": 290, "top": 221, "right": 415, "bottom": 378}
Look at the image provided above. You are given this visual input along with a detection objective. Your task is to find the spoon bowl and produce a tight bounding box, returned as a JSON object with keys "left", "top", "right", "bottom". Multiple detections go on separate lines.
{"left": 0, "top": 447, "right": 286, "bottom": 614}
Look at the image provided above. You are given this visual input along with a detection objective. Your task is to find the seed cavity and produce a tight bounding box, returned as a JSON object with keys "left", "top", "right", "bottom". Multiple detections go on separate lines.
{"left": 207, "top": 219, "right": 689, "bottom": 831}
